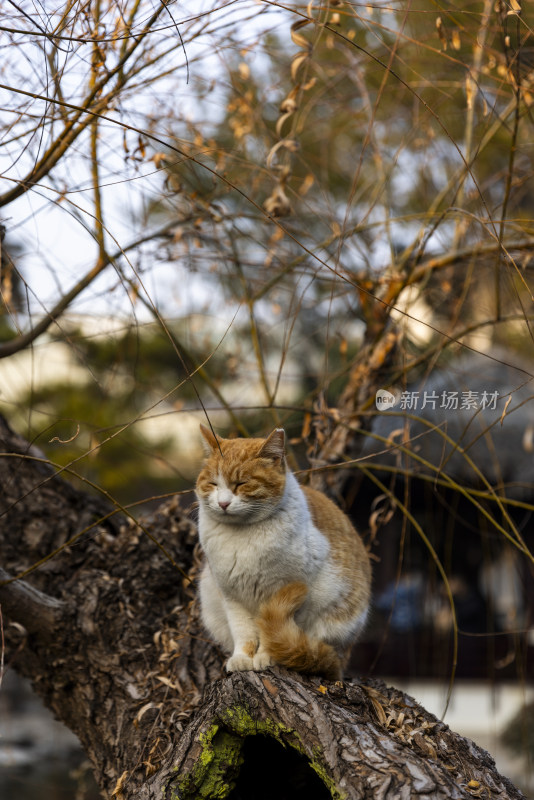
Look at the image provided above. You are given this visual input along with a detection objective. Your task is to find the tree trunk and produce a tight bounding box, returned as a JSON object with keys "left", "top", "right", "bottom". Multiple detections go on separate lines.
{"left": 0, "top": 414, "right": 525, "bottom": 799}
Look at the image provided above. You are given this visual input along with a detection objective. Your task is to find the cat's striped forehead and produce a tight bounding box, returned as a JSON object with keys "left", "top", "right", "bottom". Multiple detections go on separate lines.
{"left": 201, "top": 437, "right": 280, "bottom": 475}
{"left": 197, "top": 436, "right": 286, "bottom": 498}
{"left": 212, "top": 436, "right": 267, "bottom": 460}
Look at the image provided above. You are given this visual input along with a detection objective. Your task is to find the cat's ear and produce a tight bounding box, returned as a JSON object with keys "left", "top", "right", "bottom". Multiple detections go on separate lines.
{"left": 199, "top": 423, "right": 220, "bottom": 454}
{"left": 258, "top": 428, "right": 286, "bottom": 462}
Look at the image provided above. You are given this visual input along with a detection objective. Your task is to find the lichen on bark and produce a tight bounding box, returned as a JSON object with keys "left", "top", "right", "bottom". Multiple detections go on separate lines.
{"left": 169, "top": 702, "right": 342, "bottom": 800}
{"left": 171, "top": 723, "right": 244, "bottom": 799}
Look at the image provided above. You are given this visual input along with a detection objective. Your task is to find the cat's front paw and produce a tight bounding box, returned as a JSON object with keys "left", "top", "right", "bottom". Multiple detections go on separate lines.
{"left": 226, "top": 653, "right": 255, "bottom": 672}
{"left": 253, "top": 649, "right": 274, "bottom": 670}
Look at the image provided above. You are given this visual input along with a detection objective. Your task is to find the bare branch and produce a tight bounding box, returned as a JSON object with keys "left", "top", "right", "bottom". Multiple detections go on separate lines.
{"left": 0, "top": 220, "right": 177, "bottom": 358}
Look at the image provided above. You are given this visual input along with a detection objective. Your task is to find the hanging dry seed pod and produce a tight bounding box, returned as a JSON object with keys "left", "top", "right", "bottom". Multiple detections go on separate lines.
{"left": 276, "top": 87, "right": 300, "bottom": 137}
{"left": 266, "top": 138, "right": 300, "bottom": 170}
{"left": 264, "top": 1, "right": 317, "bottom": 219}
{"left": 263, "top": 183, "right": 292, "bottom": 218}
{"left": 436, "top": 16, "right": 448, "bottom": 51}
{"left": 263, "top": 167, "right": 292, "bottom": 218}
{"left": 264, "top": 1, "right": 343, "bottom": 220}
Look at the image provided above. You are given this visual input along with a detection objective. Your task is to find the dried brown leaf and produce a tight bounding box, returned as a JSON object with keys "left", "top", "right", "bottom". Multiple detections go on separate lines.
{"left": 111, "top": 771, "right": 128, "bottom": 799}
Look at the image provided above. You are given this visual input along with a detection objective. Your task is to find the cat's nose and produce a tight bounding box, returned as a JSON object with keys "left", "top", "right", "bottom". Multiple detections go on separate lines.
{"left": 218, "top": 500, "right": 231, "bottom": 511}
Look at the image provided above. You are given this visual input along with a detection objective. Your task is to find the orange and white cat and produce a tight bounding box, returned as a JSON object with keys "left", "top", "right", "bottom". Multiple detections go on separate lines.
{"left": 196, "top": 425, "right": 371, "bottom": 680}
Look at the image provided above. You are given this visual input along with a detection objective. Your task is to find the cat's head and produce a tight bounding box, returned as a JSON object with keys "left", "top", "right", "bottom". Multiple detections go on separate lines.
{"left": 196, "top": 425, "right": 287, "bottom": 524}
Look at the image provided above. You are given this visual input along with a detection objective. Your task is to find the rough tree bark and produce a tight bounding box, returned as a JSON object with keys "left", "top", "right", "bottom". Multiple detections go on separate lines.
{"left": 0, "top": 414, "right": 525, "bottom": 799}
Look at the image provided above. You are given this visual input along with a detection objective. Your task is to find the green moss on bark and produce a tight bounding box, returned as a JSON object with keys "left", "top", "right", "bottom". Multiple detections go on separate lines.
{"left": 170, "top": 723, "right": 243, "bottom": 799}
{"left": 221, "top": 705, "right": 344, "bottom": 799}
{"left": 169, "top": 704, "right": 344, "bottom": 800}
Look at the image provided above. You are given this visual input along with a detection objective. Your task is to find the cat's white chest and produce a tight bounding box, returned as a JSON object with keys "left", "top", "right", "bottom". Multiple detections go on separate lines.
{"left": 200, "top": 517, "right": 297, "bottom": 607}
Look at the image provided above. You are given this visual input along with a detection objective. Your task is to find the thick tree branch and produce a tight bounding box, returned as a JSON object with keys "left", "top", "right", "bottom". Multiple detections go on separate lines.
{"left": 0, "top": 567, "right": 66, "bottom": 638}
{"left": 0, "top": 413, "right": 526, "bottom": 799}
{"left": 154, "top": 669, "right": 523, "bottom": 800}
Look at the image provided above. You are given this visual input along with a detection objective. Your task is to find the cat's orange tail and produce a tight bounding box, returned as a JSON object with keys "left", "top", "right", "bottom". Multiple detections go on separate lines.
{"left": 257, "top": 582, "right": 342, "bottom": 681}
